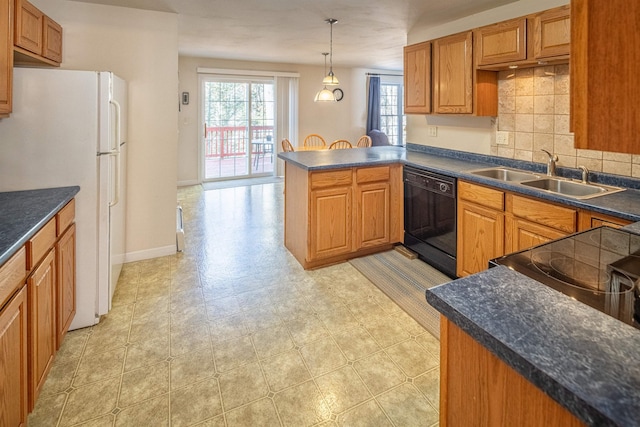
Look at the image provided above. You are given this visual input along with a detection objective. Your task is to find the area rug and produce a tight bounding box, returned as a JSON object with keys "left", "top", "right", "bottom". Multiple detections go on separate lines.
{"left": 349, "top": 248, "right": 452, "bottom": 339}
{"left": 202, "top": 176, "right": 283, "bottom": 190}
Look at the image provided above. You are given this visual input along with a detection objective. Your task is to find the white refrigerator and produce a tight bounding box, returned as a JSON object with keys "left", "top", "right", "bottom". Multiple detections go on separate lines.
{"left": 0, "top": 68, "right": 127, "bottom": 329}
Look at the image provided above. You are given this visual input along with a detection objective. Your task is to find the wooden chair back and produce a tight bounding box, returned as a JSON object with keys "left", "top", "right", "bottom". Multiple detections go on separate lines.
{"left": 356, "top": 135, "right": 372, "bottom": 148}
{"left": 329, "top": 139, "right": 352, "bottom": 150}
{"left": 281, "top": 138, "right": 294, "bottom": 152}
{"left": 303, "top": 134, "right": 327, "bottom": 149}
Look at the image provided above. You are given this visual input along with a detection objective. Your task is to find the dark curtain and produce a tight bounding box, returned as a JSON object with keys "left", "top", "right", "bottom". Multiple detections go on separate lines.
{"left": 366, "top": 75, "right": 380, "bottom": 134}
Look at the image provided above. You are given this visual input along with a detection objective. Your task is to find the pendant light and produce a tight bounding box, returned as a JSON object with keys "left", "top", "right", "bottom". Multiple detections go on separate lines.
{"left": 314, "top": 52, "right": 336, "bottom": 102}
{"left": 322, "top": 18, "right": 339, "bottom": 86}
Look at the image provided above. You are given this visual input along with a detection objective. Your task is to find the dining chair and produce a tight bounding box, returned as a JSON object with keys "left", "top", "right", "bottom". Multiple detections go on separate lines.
{"left": 282, "top": 138, "right": 294, "bottom": 152}
{"left": 356, "top": 135, "right": 372, "bottom": 148}
{"left": 329, "top": 139, "right": 352, "bottom": 149}
{"left": 303, "top": 134, "right": 327, "bottom": 149}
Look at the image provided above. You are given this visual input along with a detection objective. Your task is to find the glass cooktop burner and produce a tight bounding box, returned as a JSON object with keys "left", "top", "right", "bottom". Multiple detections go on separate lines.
{"left": 492, "top": 226, "right": 640, "bottom": 329}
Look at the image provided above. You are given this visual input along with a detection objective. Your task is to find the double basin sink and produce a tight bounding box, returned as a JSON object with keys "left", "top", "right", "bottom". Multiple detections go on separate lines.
{"left": 469, "top": 167, "right": 625, "bottom": 199}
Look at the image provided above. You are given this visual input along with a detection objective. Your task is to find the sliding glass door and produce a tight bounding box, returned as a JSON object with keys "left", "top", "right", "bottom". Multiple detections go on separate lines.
{"left": 201, "top": 77, "right": 275, "bottom": 180}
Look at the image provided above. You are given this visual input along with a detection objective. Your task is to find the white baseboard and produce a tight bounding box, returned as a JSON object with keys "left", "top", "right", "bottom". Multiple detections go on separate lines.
{"left": 125, "top": 245, "right": 176, "bottom": 263}
{"left": 178, "top": 179, "right": 199, "bottom": 187}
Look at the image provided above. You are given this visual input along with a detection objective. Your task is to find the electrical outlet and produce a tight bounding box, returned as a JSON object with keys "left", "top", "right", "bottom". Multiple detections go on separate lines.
{"left": 496, "top": 131, "right": 510, "bottom": 145}
{"left": 428, "top": 126, "right": 437, "bottom": 137}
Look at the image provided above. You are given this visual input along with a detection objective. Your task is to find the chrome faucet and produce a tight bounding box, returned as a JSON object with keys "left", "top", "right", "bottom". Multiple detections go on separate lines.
{"left": 541, "top": 149, "right": 559, "bottom": 176}
{"left": 578, "top": 165, "right": 589, "bottom": 184}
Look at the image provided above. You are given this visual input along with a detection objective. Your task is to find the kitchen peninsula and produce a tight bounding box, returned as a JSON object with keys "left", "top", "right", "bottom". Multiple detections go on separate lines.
{"left": 279, "top": 144, "right": 640, "bottom": 426}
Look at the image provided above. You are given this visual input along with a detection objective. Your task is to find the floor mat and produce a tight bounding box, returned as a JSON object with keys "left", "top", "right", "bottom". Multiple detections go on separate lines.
{"left": 349, "top": 248, "right": 452, "bottom": 339}
{"left": 202, "top": 176, "right": 283, "bottom": 190}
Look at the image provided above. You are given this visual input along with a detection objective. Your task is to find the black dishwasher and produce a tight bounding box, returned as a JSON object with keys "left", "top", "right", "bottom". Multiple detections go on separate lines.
{"left": 403, "top": 166, "right": 457, "bottom": 278}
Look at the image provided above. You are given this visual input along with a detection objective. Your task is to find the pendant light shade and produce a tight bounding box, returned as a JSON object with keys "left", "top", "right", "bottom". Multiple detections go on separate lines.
{"left": 323, "top": 18, "right": 339, "bottom": 86}
{"left": 314, "top": 52, "right": 336, "bottom": 102}
{"left": 314, "top": 87, "right": 336, "bottom": 102}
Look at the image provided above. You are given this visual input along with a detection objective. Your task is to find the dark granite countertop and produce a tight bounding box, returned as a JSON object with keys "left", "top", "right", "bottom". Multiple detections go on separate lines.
{"left": 0, "top": 186, "right": 80, "bottom": 265}
{"left": 278, "top": 144, "right": 640, "bottom": 222}
{"left": 426, "top": 266, "right": 640, "bottom": 427}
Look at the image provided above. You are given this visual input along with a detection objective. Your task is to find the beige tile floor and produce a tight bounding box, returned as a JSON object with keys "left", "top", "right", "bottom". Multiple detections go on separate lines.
{"left": 28, "top": 183, "right": 441, "bottom": 426}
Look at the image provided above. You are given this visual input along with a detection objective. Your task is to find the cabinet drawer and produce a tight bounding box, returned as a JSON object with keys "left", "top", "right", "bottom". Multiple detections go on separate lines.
{"left": 508, "top": 194, "right": 576, "bottom": 233}
{"left": 458, "top": 181, "right": 504, "bottom": 210}
{"left": 27, "top": 217, "right": 56, "bottom": 270}
{"left": 356, "top": 166, "right": 390, "bottom": 184}
{"left": 310, "top": 169, "right": 352, "bottom": 189}
{"left": 56, "top": 199, "right": 75, "bottom": 236}
{"left": 0, "top": 247, "right": 27, "bottom": 309}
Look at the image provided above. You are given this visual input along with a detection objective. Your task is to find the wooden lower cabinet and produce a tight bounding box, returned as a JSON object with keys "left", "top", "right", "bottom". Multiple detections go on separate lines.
{"left": 457, "top": 181, "right": 579, "bottom": 275}
{"left": 56, "top": 223, "right": 76, "bottom": 348}
{"left": 310, "top": 185, "right": 352, "bottom": 260}
{"left": 0, "top": 286, "right": 28, "bottom": 427}
{"left": 578, "top": 210, "right": 632, "bottom": 231}
{"left": 285, "top": 163, "right": 402, "bottom": 269}
{"left": 457, "top": 181, "right": 505, "bottom": 277}
{"left": 440, "top": 317, "right": 584, "bottom": 426}
{"left": 506, "top": 216, "right": 568, "bottom": 252}
{"left": 457, "top": 199, "right": 504, "bottom": 277}
{"left": 27, "top": 248, "right": 56, "bottom": 411}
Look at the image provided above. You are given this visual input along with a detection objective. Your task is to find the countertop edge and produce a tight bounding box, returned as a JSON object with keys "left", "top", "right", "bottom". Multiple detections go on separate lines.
{"left": 0, "top": 186, "right": 80, "bottom": 265}
{"left": 426, "top": 266, "right": 636, "bottom": 427}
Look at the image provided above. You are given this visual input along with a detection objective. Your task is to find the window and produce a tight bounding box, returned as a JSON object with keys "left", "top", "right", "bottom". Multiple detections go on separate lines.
{"left": 380, "top": 83, "right": 406, "bottom": 145}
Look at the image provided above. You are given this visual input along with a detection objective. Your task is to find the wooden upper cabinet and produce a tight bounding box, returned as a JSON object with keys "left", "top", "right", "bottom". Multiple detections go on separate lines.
{"left": 14, "top": 0, "right": 62, "bottom": 66}
{"left": 14, "top": 0, "right": 42, "bottom": 55}
{"left": 433, "top": 31, "right": 474, "bottom": 114}
{"left": 1, "top": 0, "right": 13, "bottom": 117}
{"left": 475, "top": 18, "right": 528, "bottom": 66}
{"left": 571, "top": 0, "right": 640, "bottom": 154}
{"left": 474, "top": 5, "right": 570, "bottom": 70}
{"left": 404, "top": 41, "right": 431, "bottom": 114}
{"left": 532, "top": 5, "right": 570, "bottom": 60}
{"left": 42, "top": 15, "right": 62, "bottom": 63}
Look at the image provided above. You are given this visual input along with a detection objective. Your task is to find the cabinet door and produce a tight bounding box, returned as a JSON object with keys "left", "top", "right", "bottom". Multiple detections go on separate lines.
{"left": 404, "top": 41, "right": 431, "bottom": 114}
{"left": 310, "top": 186, "right": 352, "bottom": 260}
{"left": 571, "top": 0, "right": 640, "bottom": 154}
{"left": 14, "top": 0, "right": 43, "bottom": 55}
{"left": 0, "top": 286, "right": 28, "bottom": 427}
{"left": 533, "top": 6, "right": 570, "bottom": 60}
{"left": 577, "top": 210, "right": 632, "bottom": 231}
{"left": 457, "top": 199, "right": 504, "bottom": 277}
{"left": 433, "top": 31, "right": 473, "bottom": 114}
{"left": 42, "top": 16, "right": 62, "bottom": 63}
{"left": 0, "top": 0, "right": 12, "bottom": 117}
{"left": 355, "top": 181, "right": 390, "bottom": 249}
{"left": 475, "top": 18, "right": 527, "bottom": 66}
{"left": 506, "top": 216, "right": 567, "bottom": 253}
{"left": 56, "top": 223, "right": 75, "bottom": 348}
{"left": 27, "top": 248, "right": 56, "bottom": 411}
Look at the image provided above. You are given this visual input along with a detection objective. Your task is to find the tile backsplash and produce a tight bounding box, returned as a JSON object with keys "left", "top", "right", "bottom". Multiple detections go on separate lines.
{"left": 493, "top": 65, "right": 640, "bottom": 178}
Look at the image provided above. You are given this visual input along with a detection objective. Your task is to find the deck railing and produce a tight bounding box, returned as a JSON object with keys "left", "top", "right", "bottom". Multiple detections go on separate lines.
{"left": 205, "top": 125, "right": 274, "bottom": 159}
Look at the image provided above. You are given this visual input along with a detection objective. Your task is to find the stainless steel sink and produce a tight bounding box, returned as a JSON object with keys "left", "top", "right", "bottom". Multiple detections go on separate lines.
{"left": 520, "top": 177, "right": 625, "bottom": 199}
{"left": 469, "top": 167, "right": 541, "bottom": 182}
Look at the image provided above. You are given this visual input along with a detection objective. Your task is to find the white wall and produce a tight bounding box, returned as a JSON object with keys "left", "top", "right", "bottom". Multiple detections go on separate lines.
{"left": 177, "top": 57, "right": 392, "bottom": 184}
{"left": 34, "top": 0, "right": 180, "bottom": 261}
{"left": 406, "top": 0, "right": 569, "bottom": 154}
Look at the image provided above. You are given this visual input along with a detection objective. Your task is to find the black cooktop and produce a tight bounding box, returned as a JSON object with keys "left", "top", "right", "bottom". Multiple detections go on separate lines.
{"left": 492, "top": 226, "right": 640, "bottom": 329}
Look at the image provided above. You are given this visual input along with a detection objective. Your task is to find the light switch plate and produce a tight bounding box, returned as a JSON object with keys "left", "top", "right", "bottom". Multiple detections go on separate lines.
{"left": 496, "top": 131, "right": 510, "bottom": 145}
{"left": 428, "top": 126, "right": 437, "bottom": 137}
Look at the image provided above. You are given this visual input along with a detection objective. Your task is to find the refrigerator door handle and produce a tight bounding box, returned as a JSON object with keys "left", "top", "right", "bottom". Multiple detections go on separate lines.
{"left": 109, "top": 99, "right": 122, "bottom": 207}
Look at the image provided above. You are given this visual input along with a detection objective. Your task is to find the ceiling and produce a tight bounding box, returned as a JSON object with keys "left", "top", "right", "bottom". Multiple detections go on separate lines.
{"left": 71, "top": 0, "right": 518, "bottom": 70}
